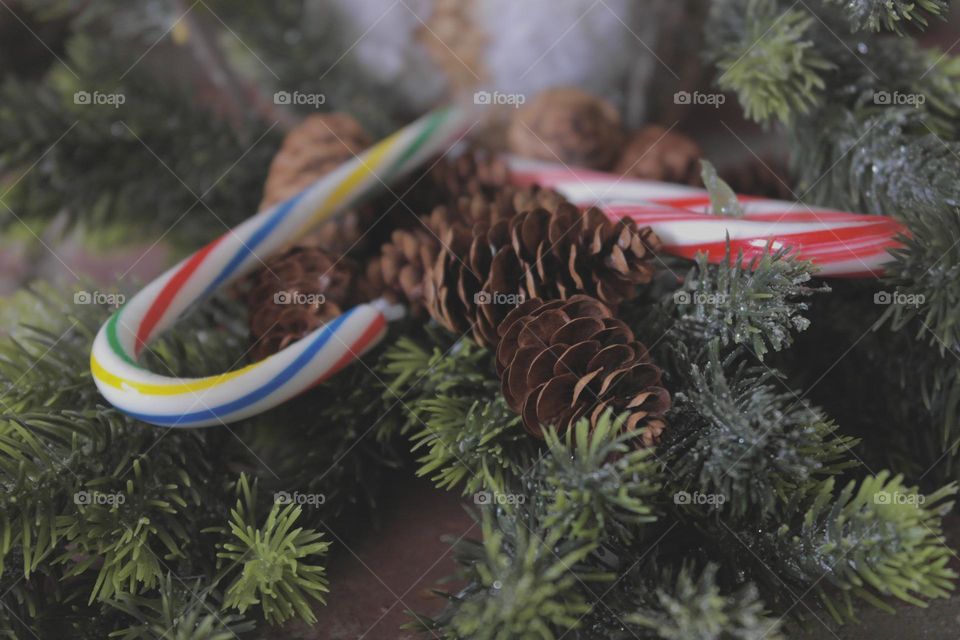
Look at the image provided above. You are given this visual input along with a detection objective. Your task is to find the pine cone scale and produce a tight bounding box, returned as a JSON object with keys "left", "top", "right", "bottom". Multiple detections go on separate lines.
{"left": 497, "top": 295, "right": 670, "bottom": 442}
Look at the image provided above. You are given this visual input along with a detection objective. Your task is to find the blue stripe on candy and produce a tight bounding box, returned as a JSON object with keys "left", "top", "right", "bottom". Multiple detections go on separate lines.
{"left": 202, "top": 191, "right": 304, "bottom": 297}
{"left": 121, "top": 310, "right": 351, "bottom": 426}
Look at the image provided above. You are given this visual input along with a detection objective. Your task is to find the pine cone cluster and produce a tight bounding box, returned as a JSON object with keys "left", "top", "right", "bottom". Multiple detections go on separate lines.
{"left": 245, "top": 246, "right": 370, "bottom": 360}
{"left": 496, "top": 295, "right": 670, "bottom": 444}
{"left": 367, "top": 153, "right": 567, "bottom": 313}
{"left": 426, "top": 201, "right": 661, "bottom": 347}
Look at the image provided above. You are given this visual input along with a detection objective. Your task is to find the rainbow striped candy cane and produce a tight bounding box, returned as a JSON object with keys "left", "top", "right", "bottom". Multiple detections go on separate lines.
{"left": 91, "top": 107, "right": 470, "bottom": 428}
{"left": 508, "top": 157, "right": 907, "bottom": 277}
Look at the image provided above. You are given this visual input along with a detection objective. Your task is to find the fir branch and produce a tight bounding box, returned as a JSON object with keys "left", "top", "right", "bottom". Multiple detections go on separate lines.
{"left": 706, "top": 0, "right": 833, "bottom": 123}
{"left": 825, "top": 0, "right": 950, "bottom": 33}
{"left": 421, "top": 510, "right": 604, "bottom": 640}
{"left": 661, "top": 343, "right": 858, "bottom": 519}
{"left": 738, "top": 473, "right": 957, "bottom": 621}
{"left": 666, "top": 245, "right": 827, "bottom": 361}
{"left": 385, "top": 335, "right": 537, "bottom": 494}
{"left": 537, "top": 413, "right": 660, "bottom": 543}
{"left": 625, "top": 563, "right": 785, "bottom": 640}
{"left": 106, "top": 573, "right": 256, "bottom": 640}
{"left": 0, "top": 35, "right": 279, "bottom": 242}
{"left": 213, "top": 474, "right": 330, "bottom": 626}
{"left": 880, "top": 206, "right": 960, "bottom": 353}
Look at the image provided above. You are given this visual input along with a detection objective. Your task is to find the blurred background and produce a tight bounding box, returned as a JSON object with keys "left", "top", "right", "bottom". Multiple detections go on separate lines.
{"left": 3, "top": 0, "right": 956, "bottom": 298}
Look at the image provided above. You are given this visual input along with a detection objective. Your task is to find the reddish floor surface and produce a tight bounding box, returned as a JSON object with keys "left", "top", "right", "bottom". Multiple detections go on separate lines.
{"left": 288, "top": 479, "right": 475, "bottom": 640}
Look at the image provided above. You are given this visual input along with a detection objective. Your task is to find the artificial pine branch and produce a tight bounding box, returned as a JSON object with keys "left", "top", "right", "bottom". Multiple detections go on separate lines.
{"left": 660, "top": 342, "right": 858, "bottom": 519}
{"left": 0, "top": 34, "right": 279, "bottom": 242}
{"left": 420, "top": 508, "right": 603, "bottom": 639}
{"left": 734, "top": 473, "right": 957, "bottom": 622}
{"left": 106, "top": 573, "right": 256, "bottom": 640}
{"left": 0, "top": 285, "right": 394, "bottom": 635}
{"left": 825, "top": 0, "right": 950, "bottom": 33}
{"left": 538, "top": 415, "right": 660, "bottom": 543}
{"left": 212, "top": 474, "right": 329, "bottom": 625}
{"left": 664, "top": 244, "right": 827, "bottom": 361}
{"left": 706, "top": 0, "right": 833, "bottom": 123}
{"left": 625, "top": 563, "right": 785, "bottom": 640}
{"left": 384, "top": 335, "right": 537, "bottom": 494}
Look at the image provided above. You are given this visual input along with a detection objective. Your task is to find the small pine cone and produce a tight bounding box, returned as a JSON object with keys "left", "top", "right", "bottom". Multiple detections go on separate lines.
{"left": 495, "top": 295, "right": 670, "bottom": 444}
{"left": 615, "top": 125, "right": 702, "bottom": 185}
{"left": 508, "top": 87, "right": 624, "bottom": 170}
{"left": 246, "top": 246, "right": 369, "bottom": 360}
{"left": 365, "top": 226, "right": 441, "bottom": 311}
{"left": 425, "top": 201, "right": 661, "bottom": 347}
{"left": 260, "top": 113, "right": 375, "bottom": 255}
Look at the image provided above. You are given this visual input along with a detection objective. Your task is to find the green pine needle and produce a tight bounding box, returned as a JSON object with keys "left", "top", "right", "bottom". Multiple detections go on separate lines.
{"left": 214, "top": 474, "right": 330, "bottom": 626}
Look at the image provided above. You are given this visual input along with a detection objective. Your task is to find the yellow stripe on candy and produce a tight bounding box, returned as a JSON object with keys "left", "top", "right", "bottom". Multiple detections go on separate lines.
{"left": 91, "top": 353, "right": 261, "bottom": 395}
{"left": 299, "top": 128, "right": 403, "bottom": 234}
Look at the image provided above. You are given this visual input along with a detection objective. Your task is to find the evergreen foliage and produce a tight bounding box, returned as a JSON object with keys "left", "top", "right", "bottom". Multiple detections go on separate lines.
{"left": 0, "top": 286, "right": 392, "bottom": 637}
{"left": 664, "top": 245, "right": 827, "bottom": 360}
{"left": 1, "top": 0, "right": 959, "bottom": 637}
{"left": 825, "top": 0, "right": 950, "bottom": 33}
{"left": 385, "top": 335, "right": 537, "bottom": 494}
{"left": 625, "top": 564, "right": 785, "bottom": 640}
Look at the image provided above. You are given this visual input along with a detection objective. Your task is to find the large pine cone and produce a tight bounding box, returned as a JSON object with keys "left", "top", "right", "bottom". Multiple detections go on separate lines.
{"left": 508, "top": 87, "right": 624, "bottom": 170}
{"left": 246, "top": 246, "right": 371, "bottom": 360}
{"left": 496, "top": 295, "right": 670, "bottom": 444}
{"left": 425, "top": 201, "right": 661, "bottom": 347}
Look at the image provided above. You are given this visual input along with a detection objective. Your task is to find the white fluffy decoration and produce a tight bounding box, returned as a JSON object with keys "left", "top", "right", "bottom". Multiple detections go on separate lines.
{"left": 324, "top": 0, "right": 666, "bottom": 126}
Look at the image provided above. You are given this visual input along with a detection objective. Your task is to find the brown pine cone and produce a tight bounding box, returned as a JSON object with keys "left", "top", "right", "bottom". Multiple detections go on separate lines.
{"left": 508, "top": 87, "right": 624, "bottom": 170}
{"left": 495, "top": 295, "right": 670, "bottom": 444}
{"left": 615, "top": 125, "right": 702, "bottom": 185}
{"left": 261, "top": 113, "right": 371, "bottom": 209}
{"left": 425, "top": 201, "right": 661, "bottom": 347}
{"left": 246, "top": 246, "right": 370, "bottom": 360}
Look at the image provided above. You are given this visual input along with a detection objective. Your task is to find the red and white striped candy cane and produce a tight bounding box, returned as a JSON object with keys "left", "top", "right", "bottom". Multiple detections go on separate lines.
{"left": 508, "top": 157, "right": 906, "bottom": 277}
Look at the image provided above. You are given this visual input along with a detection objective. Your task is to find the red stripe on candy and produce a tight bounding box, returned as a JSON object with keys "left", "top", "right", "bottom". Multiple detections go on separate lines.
{"left": 135, "top": 234, "right": 226, "bottom": 355}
